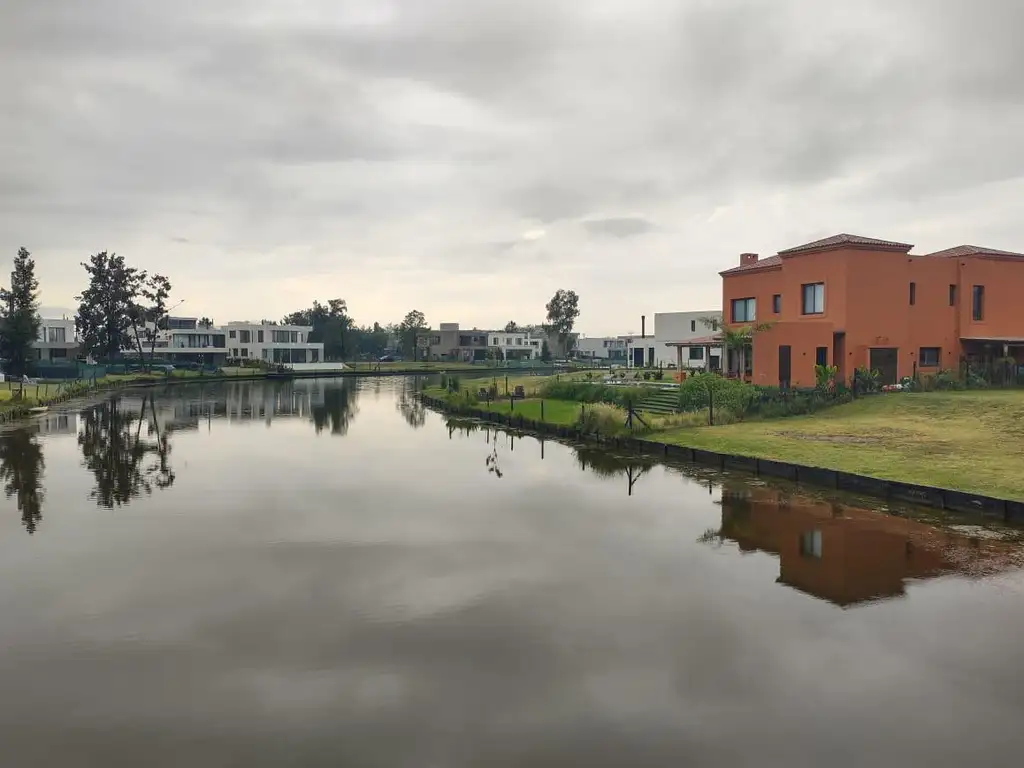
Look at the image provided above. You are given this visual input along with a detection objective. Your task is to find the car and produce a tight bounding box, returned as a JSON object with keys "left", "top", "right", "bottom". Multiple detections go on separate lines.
{"left": 154, "top": 364, "right": 175, "bottom": 374}
{"left": 378, "top": 355, "right": 395, "bottom": 363}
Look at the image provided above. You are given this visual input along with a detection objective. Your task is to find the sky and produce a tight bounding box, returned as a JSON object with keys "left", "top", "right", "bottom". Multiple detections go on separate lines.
{"left": 2, "top": 0, "right": 1023, "bottom": 336}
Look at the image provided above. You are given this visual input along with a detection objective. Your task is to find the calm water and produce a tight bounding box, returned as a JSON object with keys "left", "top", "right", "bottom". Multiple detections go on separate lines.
{"left": 1, "top": 377, "right": 1023, "bottom": 767}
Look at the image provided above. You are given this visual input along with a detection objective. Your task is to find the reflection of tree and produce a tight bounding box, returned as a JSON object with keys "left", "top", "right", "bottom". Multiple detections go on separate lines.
{"left": 397, "top": 387, "right": 426, "bottom": 428}
{"left": 310, "top": 382, "right": 358, "bottom": 436}
{"left": 0, "top": 428, "right": 45, "bottom": 533}
{"left": 574, "top": 447, "right": 653, "bottom": 495}
{"left": 78, "top": 395, "right": 175, "bottom": 507}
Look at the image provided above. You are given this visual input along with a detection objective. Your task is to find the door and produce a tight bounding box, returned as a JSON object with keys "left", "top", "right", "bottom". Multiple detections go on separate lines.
{"left": 869, "top": 347, "right": 899, "bottom": 385}
{"left": 778, "top": 345, "right": 792, "bottom": 389}
{"left": 632, "top": 348, "right": 644, "bottom": 367}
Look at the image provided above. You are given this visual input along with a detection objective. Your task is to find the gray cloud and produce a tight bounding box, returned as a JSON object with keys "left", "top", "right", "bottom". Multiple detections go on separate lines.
{"left": 2, "top": 0, "right": 1023, "bottom": 333}
{"left": 583, "top": 217, "right": 657, "bottom": 238}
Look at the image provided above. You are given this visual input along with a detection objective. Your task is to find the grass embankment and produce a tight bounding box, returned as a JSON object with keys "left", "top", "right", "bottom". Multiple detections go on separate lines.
{"left": 656, "top": 390, "right": 1024, "bottom": 500}
{"left": 427, "top": 375, "right": 1024, "bottom": 500}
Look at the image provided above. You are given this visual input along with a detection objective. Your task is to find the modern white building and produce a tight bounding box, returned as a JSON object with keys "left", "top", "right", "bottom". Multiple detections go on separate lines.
{"left": 487, "top": 330, "right": 545, "bottom": 360}
{"left": 576, "top": 336, "right": 628, "bottom": 361}
{"left": 613, "top": 311, "right": 724, "bottom": 369}
{"left": 34, "top": 317, "right": 77, "bottom": 361}
{"left": 222, "top": 321, "right": 324, "bottom": 364}
{"left": 128, "top": 317, "right": 325, "bottom": 368}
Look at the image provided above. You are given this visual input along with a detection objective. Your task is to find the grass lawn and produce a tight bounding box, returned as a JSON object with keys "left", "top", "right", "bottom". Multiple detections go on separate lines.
{"left": 469, "top": 397, "right": 584, "bottom": 426}
{"left": 654, "top": 390, "right": 1024, "bottom": 500}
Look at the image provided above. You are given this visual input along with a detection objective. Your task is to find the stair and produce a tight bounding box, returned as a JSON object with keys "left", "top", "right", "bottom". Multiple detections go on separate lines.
{"left": 637, "top": 390, "right": 679, "bottom": 414}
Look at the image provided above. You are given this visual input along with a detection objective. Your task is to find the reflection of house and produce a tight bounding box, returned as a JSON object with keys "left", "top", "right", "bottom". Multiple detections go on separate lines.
{"left": 717, "top": 486, "right": 1016, "bottom": 607}
{"left": 36, "top": 412, "right": 77, "bottom": 435}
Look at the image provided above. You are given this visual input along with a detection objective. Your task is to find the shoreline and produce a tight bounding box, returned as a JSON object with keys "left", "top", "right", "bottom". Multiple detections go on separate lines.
{"left": 419, "top": 393, "right": 1024, "bottom": 523}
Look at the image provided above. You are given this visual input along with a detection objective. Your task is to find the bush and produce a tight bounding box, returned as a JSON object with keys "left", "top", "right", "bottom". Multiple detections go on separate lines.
{"left": 576, "top": 403, "right": 644, "bottom": 436}
{"left": 538, "top": 380, "right": 659, "bottom": 407}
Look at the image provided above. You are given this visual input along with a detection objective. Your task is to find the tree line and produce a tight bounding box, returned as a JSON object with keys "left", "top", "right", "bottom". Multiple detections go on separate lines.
{"left": 3, "top": 245, "right": 581, "bottom": 371}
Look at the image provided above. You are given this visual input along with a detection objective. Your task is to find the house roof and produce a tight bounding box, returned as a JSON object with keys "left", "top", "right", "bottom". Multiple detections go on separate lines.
{"left": 719, "top": 255, "right": 782, "bottom": 275}
{"left": 778, "top": 233, "right": 914, "bottom": 254}
{"left": 923, "top": 244, "right": 1024, "bottom": 259}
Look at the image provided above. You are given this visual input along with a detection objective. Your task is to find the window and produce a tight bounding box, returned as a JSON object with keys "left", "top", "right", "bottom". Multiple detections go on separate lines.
{"left": 815, "top": 347, "right": 828, "bottom": 366}
{"left": 239, "top": 330, "right": 251, "bottom": 343}
{"left": 909, "top": 282, "right": 916, "bottom": 305}
{"left": 241, "top": 348, "right": 249, "bottom": 358}
{"left": 972, "top": 285, "right": 984, "bottom": 321}
{"left": 772, "top": 294, "right": 781, "bottom": 314}
{"left": 949, "top": 284, "right": 957, "bottom": 306}
{"left": 491, "top": 337, "right": 499, "bottom": 346}
{"left": 801, "top": 283, "right": 824, "bottom": 315}
{"left": 52, "top": 348, "right": 68, "bottom": 359}
{"left": 292, "top": 349, "right": 307, "bottom": 363}
{"left": 262, "top": 349, "right": 268, "bottom": 359}
{"left": 515, "top": 337, "right": 522, "bottom": 345}
{"left": 690, "top": 320, "right": 696, "bottom": 332}
{"left": 230, "top": 348, "right": 237, "bottom": 357}
{"left": 47, "top": 327, "right": 67, "bottom": 343}
{"left": 229, "top": 330, "right": 236, "bottom": 338}
{"left": 731, "top": 297, "right": 756, "bottom": 322}
{"left": 689, "top": 346, "right": 704, "bottom": 360}
{"left": 257, "top": 330, "right": 264, "bottom": 343}
{"left": 272, "top": 330, "right": 290, "bottom": 343}
{"left": 800, "top": 531, "right": 823, "bottom": 559}
{"left": 291, "top": 331, "right": 298, "bottom": 344}
{"left": 919, "top": 347, "right": 940, "bottom": 367}
{"left": 505, "top": 337, "right": 512, "bottom": 345}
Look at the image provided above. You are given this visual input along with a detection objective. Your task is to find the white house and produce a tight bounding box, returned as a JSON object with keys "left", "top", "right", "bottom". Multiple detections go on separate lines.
{"left": 614, "top": 311, "right": 724, "bottom": 369}
{"left": 487, "top": 329, "right": 545, "bottom": 360}
{"left": 576, "top": 336, "right": 628, "bottom": 360}
{"left": 125, "top": 317, "right": 326, "bottom": 368}
{"left": 223, "top": 321, "right": 324, "bottom": 365}
{"left": 34, "top": 317, "right": 77, "bottom": 362}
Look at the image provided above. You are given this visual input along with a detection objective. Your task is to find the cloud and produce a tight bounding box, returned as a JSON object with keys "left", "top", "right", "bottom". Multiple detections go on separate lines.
{"left": 583, "top": 217, "right": 656, "bottom": 238}
{"left": 2, "top": 0, "right": 1023, "bottom": 334}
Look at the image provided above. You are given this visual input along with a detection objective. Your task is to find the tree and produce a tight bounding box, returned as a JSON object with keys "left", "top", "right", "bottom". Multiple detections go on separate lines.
{"left": 397, "top": 310, "right": 427, "bottom": 359}
{"left": 199, "top": 317, "right": 214, "bottom": 328}
{"left": 0, "top": 248, "right": 42, "bottom": 376}
{"left": 129, "top": 273, "right": 172, "bottom": 371}
{"left": 504, "top": 321, "right": 519, "bottom": 332}
{"left": 540, "top": 339, "right": 551, "bottom": 362}
{"left": 76, "top": 252, "right": 142, "bottom": 362}
{"left": 545, "top": 289, "right": 580, "bottom": 357}
{"left": 283, "top": 298, "right": 351, "bottom": 359}
{"left": 699, "top": 316, "right": 773, "bottom": 378}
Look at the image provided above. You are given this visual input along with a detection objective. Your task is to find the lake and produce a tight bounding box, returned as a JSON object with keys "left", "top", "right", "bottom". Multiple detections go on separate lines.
{"left": 1, "top": 377, "right": 1022, "bottom": 767}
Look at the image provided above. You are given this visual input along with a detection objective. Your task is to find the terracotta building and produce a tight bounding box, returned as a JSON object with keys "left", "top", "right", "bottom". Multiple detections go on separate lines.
{"left": 719, "top": 233, "right": 1024, "bottom": 387}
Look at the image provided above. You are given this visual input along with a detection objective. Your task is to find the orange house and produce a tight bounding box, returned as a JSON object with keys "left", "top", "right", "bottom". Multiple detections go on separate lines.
{"left": 720, "top": 233, "right": 1024, "bottom": 387}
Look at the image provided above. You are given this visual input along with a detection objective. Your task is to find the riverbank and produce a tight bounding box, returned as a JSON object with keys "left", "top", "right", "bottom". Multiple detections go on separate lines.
{"left": 419, "top": 388, "right": 1024, "bottom": 514}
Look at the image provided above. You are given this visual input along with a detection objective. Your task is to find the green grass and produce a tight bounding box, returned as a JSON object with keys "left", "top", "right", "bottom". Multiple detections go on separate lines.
{"left": 654, "top": 390, "right": 1024, "bottom": 500}
{"left": 471, "top": 397, "right": 584, "bottom": 425}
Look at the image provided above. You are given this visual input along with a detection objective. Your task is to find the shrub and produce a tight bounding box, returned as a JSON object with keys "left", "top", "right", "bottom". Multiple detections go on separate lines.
{"left": 576, "top": 403, "right": 645, "bottom": 436}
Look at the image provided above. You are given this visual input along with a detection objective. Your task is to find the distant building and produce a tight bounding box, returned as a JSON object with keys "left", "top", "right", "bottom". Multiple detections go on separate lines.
{"left": 34, "top": 317, "right": 77, "bottom": 362}
{"left": 125, "top": 316, "right": 325, "bottom": 368}
{"left": 576, "top": 336, "right": 628, "bottom": 361}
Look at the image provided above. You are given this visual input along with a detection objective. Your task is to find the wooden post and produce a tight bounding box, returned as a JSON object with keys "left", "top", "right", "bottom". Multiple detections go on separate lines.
{"left": 540, "top": 400, "right": 545, "bottom": 421}
{"left": 708, "top": 383, "right": 714, "bottom": 426}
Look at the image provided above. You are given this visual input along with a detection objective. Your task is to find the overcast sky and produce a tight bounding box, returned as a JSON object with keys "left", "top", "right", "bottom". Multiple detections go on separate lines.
{"left": 3, "top": 0, "right": 1023, "bottom": 335}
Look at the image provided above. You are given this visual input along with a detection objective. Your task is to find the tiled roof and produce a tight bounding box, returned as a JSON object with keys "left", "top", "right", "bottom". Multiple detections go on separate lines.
{"left": 778, "top": 233, "right": 914, "bottom": 254}
{"left": 923, "top": 244, "right": 1024, "bottom": 259}
{"left": 720, "top": 254, "right": 782, "bottom": 275}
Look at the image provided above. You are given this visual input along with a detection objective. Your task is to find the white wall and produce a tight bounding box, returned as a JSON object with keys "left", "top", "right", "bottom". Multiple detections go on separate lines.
{"left": 576, "top": 336, "right": 627, "bottom": 359}
{"left": 621, "top": 310, "right": 723, "bottom": 368}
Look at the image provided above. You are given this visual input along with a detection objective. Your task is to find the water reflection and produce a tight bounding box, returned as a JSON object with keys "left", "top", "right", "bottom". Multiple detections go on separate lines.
{"left": 396, "top": 383, "right": 426, "bottom": 429}
{"left": 711, "top": 485, "right": 1023, "bottom": 607}
{"left": 310, "top": 380, "right": 359, "bottom": 436}
{"left": 0, "top": 427, "right": 45, "bottom": 533}
{"left": 78, "top": 394, "right": 175, "bottom": 508}
{"left": 574, "top": 447, "right": 654, "bottom": 495}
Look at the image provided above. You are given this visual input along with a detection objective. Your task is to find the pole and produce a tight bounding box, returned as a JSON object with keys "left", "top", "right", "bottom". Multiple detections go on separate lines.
{"left": 708, "top": 383, "right": 714, "bottom": 426}
{"left": 540, "top": 400, "right": 545, "bottom": 421}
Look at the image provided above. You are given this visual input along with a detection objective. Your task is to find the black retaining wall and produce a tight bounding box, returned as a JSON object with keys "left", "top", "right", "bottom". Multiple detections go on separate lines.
{"left": 420, "top": 394, "right": 1024, "bottom": 524}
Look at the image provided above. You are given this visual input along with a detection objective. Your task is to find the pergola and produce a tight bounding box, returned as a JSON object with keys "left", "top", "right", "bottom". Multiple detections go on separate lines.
{"left": 663, "top": 333, "right": 722, "bottom": 373}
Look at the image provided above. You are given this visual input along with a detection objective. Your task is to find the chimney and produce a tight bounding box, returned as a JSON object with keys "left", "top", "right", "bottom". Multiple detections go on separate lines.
{"left": 740, "top": 252, "right": 759, "bottom": 266}
{"left": 641, "top": 315, "right": 646, "bottom": 339}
